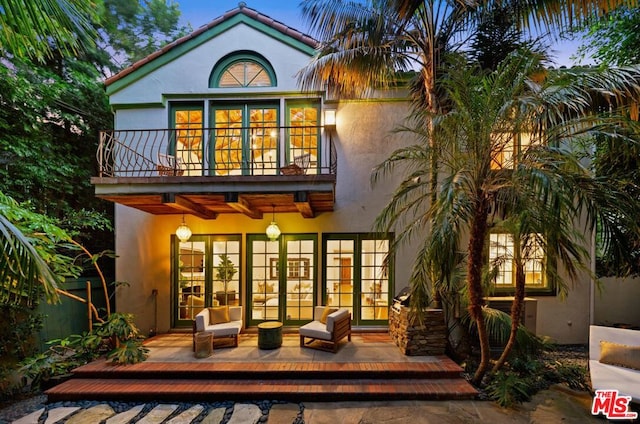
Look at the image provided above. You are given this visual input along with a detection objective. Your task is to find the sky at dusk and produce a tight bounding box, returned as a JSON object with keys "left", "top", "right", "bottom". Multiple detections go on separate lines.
{"left": 174, "top": 0, "right": 587, "bottom": 67}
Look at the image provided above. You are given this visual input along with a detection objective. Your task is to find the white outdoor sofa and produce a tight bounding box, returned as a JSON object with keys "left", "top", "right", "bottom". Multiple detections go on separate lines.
{"left": 589, "top": 325, "right": 640, "bottom": 403}
{"left": 193, "top": 306, "right": 243, "bottom": 349}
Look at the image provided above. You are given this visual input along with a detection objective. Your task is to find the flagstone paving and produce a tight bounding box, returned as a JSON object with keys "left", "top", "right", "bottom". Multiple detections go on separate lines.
{"left": 1, "top": 386, "right": 613, "bottom": 423}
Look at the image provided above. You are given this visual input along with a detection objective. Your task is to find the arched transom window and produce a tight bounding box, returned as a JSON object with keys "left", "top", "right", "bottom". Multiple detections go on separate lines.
{"left": 211, "top": 53, "right": 276, "bottom": 88}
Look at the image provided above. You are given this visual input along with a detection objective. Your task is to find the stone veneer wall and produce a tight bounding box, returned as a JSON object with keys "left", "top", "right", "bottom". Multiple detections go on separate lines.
{"left": 388, "top": 306, "right": 447, "bottom": 356}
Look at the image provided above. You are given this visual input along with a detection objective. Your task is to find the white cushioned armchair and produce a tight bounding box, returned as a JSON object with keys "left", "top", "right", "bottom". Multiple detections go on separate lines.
{"left": 193, "top": 306, "right": 243, "bottom": 349}
{"left": 299, "top": 306, "right": 351, "bottom": 353}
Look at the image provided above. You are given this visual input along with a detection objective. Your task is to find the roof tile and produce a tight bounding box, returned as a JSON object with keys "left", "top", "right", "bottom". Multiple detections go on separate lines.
{"left": 105, "top": 5, "right": 317, "bottom": 86}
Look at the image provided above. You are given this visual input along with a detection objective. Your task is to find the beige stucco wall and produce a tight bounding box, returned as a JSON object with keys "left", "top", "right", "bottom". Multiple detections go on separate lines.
{"left": 114, "top": 100, "right": 419, "bottom": 334}
{"left": 594, "top": 277, "right": 640, "bottom": 327}
{"left": 108, "top": 12, "right": 599, "bottom": 344}
{"left": 109, "top": 22, "right": 315, "bottom": 106}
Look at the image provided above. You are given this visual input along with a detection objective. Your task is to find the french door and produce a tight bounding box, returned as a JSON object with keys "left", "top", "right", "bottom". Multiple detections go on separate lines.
{"left": 323, "top": 234, "right": 392, "bottom": 325}
{"left": 211, "top": 103, "right": 279, "bottom": 175}
{"left": 247, "top": 234, "right": 317, "bottom": 326}
{"left": 174, "top": 235, "right": 241, "bottom": 327}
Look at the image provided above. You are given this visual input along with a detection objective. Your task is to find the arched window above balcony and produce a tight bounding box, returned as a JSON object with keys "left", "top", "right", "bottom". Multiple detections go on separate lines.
{"left": 210, "top": 52, "right": 276, "bottom": 88}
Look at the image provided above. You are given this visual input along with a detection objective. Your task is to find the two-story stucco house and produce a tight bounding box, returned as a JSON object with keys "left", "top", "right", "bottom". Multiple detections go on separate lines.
{"left": 92, "top": 4, "right": 597, "bottom": 344}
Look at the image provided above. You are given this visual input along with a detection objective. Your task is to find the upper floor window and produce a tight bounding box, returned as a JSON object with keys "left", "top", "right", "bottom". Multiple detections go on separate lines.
{"left": 489, "top": 232, "right": 547, "bottom": 290}
{"left": 491, "top": 131, "right": 540, "bottom": 170}
{"left": 210, "top": 52, "right": 276, "bottom": 88}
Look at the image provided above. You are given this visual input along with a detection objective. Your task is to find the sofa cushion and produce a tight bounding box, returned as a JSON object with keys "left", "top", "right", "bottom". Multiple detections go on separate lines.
{"left": 600, "top": 340, "right": 640, "bottom": 370}
{"left": 320, "top": 307, "right": 338, "bottom": 324}
{"left": 590, "top": 359, "right": 640, "bottom": 403}
{"left": 326, "top": 309, "right": 349, "bottom": 332}
{"left": 229, "top": 306, "right": 242, "bottom": 321}
{"left": 204, "top": 320, "right": 242, "bottom": 337}
{"left": 299, "top": 320, "right": 331, "bottom": 340}
{"left": 209, "top": 306, "right": 230, "bottom": 325}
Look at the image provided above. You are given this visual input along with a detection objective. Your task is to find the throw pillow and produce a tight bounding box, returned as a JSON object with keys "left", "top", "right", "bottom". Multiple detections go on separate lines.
{"left": 209, "top": 306, "right": 230, "bottom": 325}
{"left": 599, "top": 340, "right": 640, "bottom": 370}
{"left": 320, "top": 307, "right": 338, "bottom": 324}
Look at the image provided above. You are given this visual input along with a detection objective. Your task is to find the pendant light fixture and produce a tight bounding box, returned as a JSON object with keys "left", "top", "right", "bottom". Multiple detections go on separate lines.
{"left": 176, "top": 214, "right": 192, "bottom": 242}
{"left": 265, "top": 205, "right": 281, "bottom": 241}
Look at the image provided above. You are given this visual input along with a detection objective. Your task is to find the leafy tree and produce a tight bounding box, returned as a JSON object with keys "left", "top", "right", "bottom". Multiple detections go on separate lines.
{"left": 576, "top": 5, "right": 640, "bottom": 66}
{"left": 299, "top": 0, "right": 638, "bottom": 384}
{"left": 575, "top": 5, "right": 640, "bottom": 277}
{"left": 373, "top": 50, "right": 640, "bottom": 383}
{"left": 98, "top": 0, "right": 191, "bottom": 74}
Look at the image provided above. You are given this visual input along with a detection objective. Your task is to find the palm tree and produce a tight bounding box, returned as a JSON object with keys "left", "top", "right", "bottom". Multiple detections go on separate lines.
{"left": 0, "top": 0, "right": 97, "bottom": 60}
{"left": 374, "top": 50, "right": 640, "bottom": 383}
{"left": 298, "top": 0, "right": 486, "bottom": 311}
{"left": 299, "top": 0, "right": 639, "bottom": 384}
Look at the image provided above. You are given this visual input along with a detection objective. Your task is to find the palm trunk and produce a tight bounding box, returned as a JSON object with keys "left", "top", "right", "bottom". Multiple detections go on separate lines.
{"left": 468, "top": 195, "right": 490, "bottom": 385}
{"left": 492, "top": 258, "right": 525, "bottom": 373}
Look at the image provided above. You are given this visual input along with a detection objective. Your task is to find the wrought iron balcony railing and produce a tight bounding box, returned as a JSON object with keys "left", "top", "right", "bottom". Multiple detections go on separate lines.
{"left": 97, "top": 126, "right": 337, "bottom": 178}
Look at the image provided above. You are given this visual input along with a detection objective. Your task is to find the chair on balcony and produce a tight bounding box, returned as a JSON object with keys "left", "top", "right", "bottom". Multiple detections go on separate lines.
{"left": 280, "top": 153, "right": 311, "bottom": 175}
{"left": 157, "top": 153, "right": 185, "bottom": 176}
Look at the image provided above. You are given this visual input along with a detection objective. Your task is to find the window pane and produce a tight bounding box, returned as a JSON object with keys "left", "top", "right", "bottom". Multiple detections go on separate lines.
{"left": 173, "top": 107, "right": 203, "bottom": 176}
{"left": 489, "top": 233, "right": 514, "bottom": 286}
{"left": 214, "top": 108, "right": 243, "bottom": 175}
{"left": 250, "top": 108, "right": 278, "bottom": 175}
{"left": 288, "top": 104, "right": 319, "bottom": 174}
{"left": 218, "top": 61, "right": 273, "bottom": 87}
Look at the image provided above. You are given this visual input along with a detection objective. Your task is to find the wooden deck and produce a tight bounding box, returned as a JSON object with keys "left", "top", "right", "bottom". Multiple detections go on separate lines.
{"left": 45, "top": 333, "right": 478, "bottom": 402}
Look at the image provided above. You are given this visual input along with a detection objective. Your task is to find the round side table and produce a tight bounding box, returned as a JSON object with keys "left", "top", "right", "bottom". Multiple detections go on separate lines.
{"left": 258, "top": 321, "right": 283, "bottom": 349}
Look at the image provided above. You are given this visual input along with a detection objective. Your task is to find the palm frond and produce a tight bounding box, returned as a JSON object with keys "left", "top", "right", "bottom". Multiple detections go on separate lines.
{"left": 0, "top": 213, "right": 60, "bottom": 305}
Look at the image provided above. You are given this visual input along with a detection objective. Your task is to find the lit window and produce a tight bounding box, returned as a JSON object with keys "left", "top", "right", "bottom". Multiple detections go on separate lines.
{"left": 489, "top": 233, "right": 545, "bottom": 288}
{"left": 217, "top": 60, "right": 273, "bottom": 87}
{"left": 491, "top": 132, "right": 540, "bottom": 170}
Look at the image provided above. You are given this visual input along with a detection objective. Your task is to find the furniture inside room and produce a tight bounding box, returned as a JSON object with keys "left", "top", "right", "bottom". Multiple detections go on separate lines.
{"left": 299, "top": 306, "right": 351, "bottom": 353}
{"left": 193, "top": 305, "right": 243, "bottom": 349}
{"left": 179, "top": 294, "right": 206, "bottom": 319}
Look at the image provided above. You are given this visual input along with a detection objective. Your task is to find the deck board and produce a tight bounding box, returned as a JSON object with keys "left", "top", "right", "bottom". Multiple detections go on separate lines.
{"left": 46, "top": 332, "right": 478, "bottom": 402}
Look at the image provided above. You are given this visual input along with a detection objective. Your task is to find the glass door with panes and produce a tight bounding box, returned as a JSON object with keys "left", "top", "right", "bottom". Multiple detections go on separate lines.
{"left": 211, "top": 103, "right": 279, "bottom": 176}
{"left": 248, "top": 234, "right": 316, "bottom": 326}
{"left": 286, "top": 102, "right": 319, "bottom": 174}
{"left": 324, "top": 235, "right": 391, "bottom": 325}
{"left": 171, "top": 104, "right": 204, "bottom": 176}
{"left": 174, "top": 235, "right": 240, "bottom": 327}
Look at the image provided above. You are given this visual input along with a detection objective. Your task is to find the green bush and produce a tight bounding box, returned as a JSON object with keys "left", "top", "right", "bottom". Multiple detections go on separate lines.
{"left": 486, "top": 371, "right": 531, "bottom": 407}
{"left": 19, "top": 312, "right": 148, "bottom": 392}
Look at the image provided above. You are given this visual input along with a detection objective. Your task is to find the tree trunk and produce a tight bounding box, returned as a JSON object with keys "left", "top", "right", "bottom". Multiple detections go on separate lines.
{"left": 492, "top": 258, "right": 525, "bottom": 373}
{"left": 467, "top": 196, "right": 490, "bottom": 385}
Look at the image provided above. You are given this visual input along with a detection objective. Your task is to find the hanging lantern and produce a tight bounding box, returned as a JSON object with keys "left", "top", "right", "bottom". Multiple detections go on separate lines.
{"left": 265, "top": 206, "right": 281, "bottom": 241}
{"left": 176, "top": 215, "right": 192, "bottom": 242}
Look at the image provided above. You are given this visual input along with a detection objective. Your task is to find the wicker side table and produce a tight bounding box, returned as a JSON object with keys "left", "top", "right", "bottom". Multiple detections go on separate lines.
{"left": 194, "top": 332, "right": 213, "bottom": 358}
{"left": 258, "top": 321, "right": 283, "bottom": 349}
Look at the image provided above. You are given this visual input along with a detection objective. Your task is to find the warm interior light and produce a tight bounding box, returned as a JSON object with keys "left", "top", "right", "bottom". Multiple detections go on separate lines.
{"left": 265, "top": 206, "right": 281, "bottom": 241}
{"left": 324, "top": 108, "right": 336, "bottom": 128}
{"left": 176, "top": 215, "right": 192, "bottom": 242}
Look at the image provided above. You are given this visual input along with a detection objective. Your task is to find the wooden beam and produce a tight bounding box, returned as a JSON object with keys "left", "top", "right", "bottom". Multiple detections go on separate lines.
{"left": 294, "top": 191, "right": 315, "bottom": 218}
{"left": 162, "top": 193, "right": 218, "bottom": 219}
{"left": 224, "top": 193, "right": 263, "bottom": 219}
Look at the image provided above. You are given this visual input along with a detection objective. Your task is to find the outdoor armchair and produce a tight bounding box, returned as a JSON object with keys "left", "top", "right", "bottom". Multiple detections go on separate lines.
{"left": 299, "top": 306, "right": 351, "bottom": 353}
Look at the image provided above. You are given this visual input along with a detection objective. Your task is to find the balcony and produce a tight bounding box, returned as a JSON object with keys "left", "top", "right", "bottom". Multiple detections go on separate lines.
{"left": 91, "top": 127, "right": 336, "bottom": 219}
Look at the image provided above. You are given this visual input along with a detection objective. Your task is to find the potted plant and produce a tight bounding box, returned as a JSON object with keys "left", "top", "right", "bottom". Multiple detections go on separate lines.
{"left": 215, "top": 254, "right": 237, "bottom": 304}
